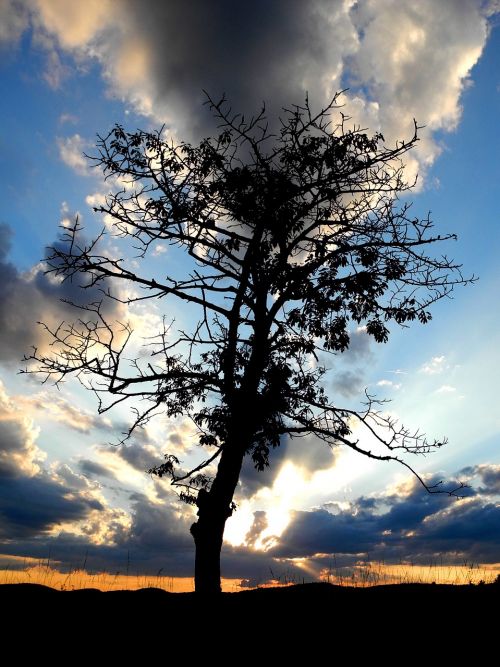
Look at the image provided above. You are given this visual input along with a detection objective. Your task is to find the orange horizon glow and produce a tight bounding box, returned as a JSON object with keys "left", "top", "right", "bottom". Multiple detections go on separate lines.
{"left": 0, "top": 564, "right": 243, "bottom": 593}
{"left": 0, "top": 559, "right": 498, "bottom": 592}
{"left": 319, "top": 562, "right": 500, "bottom": 586}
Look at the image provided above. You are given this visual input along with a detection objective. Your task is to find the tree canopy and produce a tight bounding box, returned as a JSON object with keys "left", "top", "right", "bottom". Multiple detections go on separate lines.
{"left": 25, "top": 92, "right": 471, "bottom": 592}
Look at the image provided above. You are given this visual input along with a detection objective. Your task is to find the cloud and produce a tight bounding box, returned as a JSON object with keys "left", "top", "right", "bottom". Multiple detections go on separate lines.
{"left": 42, "top": 47, "right": 69, "bottom": 89}
{"left": 477, "top": 465, "right": 500, "bottom": 495}
{"left": 85, "top": 192, "right": 106, "bottom": 208}
{"left": 0, "top": 472, "right": 104, "bottom": 539}
{"left": 343, "top": 326, "right": 372, "bottom": 362}
{"left": 460, "top": 463, "right": 500, "bottom": 495}
{"left": 376, "top": 379, "right": 401, "bottom": 390}
{"left": 327, "top": 327, "right": 372, "bottom": 398}
{"left": 0, "top": 380, "right": 125, "bottom": 541}
{"left": 31, "top": 27, "right": 70, "bottom": 89}
{"left": 0, "top": 0, "right": 28, "bottom": 45}
{"left": 1, "top": 385, "right": 499, "bottom": 577}
{"left": 420, "top": 355, "right": 447, "bottom": 374}
{"left": 332, "top": 369, "right": 365, "bottom": 399}
{"left": 3, "top": 1, "right": 493, "bottom": 175}
{"left": 78, "top": 458, "right": 117, "bottom": 480}
{"left": 0, "top": 485, "right": 194, "bottom": 575}
{"left": 106, "top": 0, "right": 359, "bottom": 130}
{"left": 436, "top": 385, "right": 457, "bottom": 394}
{"left": 0, "top": 393, "right": 192, "bottom": 567}
{"left": 32, "top": 0, "right": 113, "bottom": 50}
{"left": 239, "top": 433, "right": 337, "bottom": 498}
{"left": 107, "top": 442, "right": 162, "bottom": 474}
{"left": 57, "top": 134, "right": 90, "bottom": 175}
{"left": 348, "top": 0, "right": 488, "bottom": 170}
{"left": 0, "top": 221, "right": 124, "bottom": 365}
{"left": 123, "top": 492, "right": 193, "bottom": 566}
{"left": 270, "top": 472, "right": 500, "bottom": 565}
{"left": 244, "top": 511, "right": 268, "bottom": 549}
{"left": 15, "top": 392, "right": 114, "bottom": 433}
{"left": 59, "top": 112, "right": 79, "bottom": 125}
{"left": 152, "top": 244, "right": 167, "bottom": 257}
{"left": 0, "top": 379, "right": 43, "bottom": 478}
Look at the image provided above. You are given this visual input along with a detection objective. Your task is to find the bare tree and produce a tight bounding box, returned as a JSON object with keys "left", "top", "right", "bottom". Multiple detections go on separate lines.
{"left": 25, "top": 93, "right": 471, "bottom": 593}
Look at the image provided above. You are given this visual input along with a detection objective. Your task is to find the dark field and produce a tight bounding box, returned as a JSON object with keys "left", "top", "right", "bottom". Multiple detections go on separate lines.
{"left": 3, "top": 580, "right": 497, "bottom": 613}
{"left": 3, "top": 581, "right": 497, "bottom": 653}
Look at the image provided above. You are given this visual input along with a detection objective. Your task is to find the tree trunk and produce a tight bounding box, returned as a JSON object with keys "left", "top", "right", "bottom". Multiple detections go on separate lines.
{"left": 190, "top": 500, "right": 226, "bottom": 594}
{"left": 190, "top": 440, "right": 245, "bottom": 594}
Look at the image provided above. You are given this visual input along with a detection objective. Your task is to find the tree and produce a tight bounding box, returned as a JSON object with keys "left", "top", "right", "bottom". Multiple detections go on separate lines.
{"left": 25, "top": 93, "right": 471, "bottom": 593}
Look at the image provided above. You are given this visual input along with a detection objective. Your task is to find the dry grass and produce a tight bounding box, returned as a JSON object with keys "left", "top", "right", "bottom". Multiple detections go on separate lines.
{"left": 0, "top": 563, "right": 183, "bottom": 591}
{"left": 1, "top": 556, "right": 497, "bottom": 593}
{"left": 0, "top": 560, "right": 248, "bottom": 592}
{"left": 319, "top": 558, "right": 500, "bottom": 587}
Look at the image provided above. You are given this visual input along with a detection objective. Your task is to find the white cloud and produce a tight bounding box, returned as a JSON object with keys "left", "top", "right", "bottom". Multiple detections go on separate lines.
{"left": 435, "top": 384, "right": 457, "bottom": 394}
{"left": 59, "top": 112, "right": 79, "bottom": 125}
{"left": 420, "top": 355, "right": 447, "bottom": 374}
{"left": 85, "top": 192, "right": 106, "bottom": 208}
{"left": 58, "top": 200, "right": 81, "bottom": 228}
{"left": 0, "top": 379, "right": 44, "bottom": 478}
{"left": 57, "top": 134, "right": 90, "bottom": 175}
{"left": 15, "top": 392, "right": 112, "bottom": 433}
{"left": 152, "top": 244, "right": 167, "bottom": 257}
{"left": 351, "top": 1, "right": 487, "bottom": 137}
{"left": 32, "top": 0, "right": 114, "bottom": 50}
{"left": 376, "top": 379, "right": 401, "bottom": 390}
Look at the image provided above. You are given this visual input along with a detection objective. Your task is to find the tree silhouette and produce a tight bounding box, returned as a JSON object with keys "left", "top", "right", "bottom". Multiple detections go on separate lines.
{"left": 25, "top": 93, "right": 471, "bottom": 593}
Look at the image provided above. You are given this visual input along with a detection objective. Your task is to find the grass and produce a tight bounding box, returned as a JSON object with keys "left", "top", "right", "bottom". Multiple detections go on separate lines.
{"left": 319, "top": 558, "right": 500, "bottom": 587}
{"left": 0, "top": 562, "right": 186, "bottom": 592}
{"left": 0, "top": 556, "right": 498, "bottom": 593}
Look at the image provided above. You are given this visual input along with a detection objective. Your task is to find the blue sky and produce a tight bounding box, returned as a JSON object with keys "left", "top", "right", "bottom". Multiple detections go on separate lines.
{"left": 0, "top": 0, "right": 499, "bottom": 588}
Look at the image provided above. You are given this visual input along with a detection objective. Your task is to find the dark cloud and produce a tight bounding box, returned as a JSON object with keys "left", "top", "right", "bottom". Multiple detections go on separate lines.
{"left": 324, "top": 327, "right": 373, "bottom": 398}
{"left": 479, "top": 466, "right": 500, "bottom": 494}
{"left": 118, "top": 0, "right": 355, "bottom": 140}
{"left": 459, "top": 463, "right": 500, "bottom": 495}
{"left": 103, "top": 442, "right": 161, "bottom": 473}
{"left": 0, "top": 489, "right": 195, "bottom": 576}
{"left": 1, "top": 1, "right": 490, "bottom": 179}
{"left": 244, "top": 511, "right": 268, "bottom": 549}
{"left": 273, "top": 507, "right": 378, "bottom": 558}
{"left": 0, "top": 223, "right": 13, "bottom": 261}
{"left": 2, "top": 462, "right": 500, "bottom": 579}
{"left": 0, "top": 223, "right": 124, "bottom": 365}
{"left": 271, "top": 475, "right": 499, "bottom": 565}
{"left": 0, "top": 382, "right": 112, "bottom": 542}
{"left": 2, "top": 361, "right": 499, "bottom": 578}
{"left": 412, "top": 499, "right": 500, "bottom": 563}
{"left": 331, "top": 369, "right": 365, "bottom": 399}
{"left": 78, "top": 458, "right": 117, "bottom": 480}
{"left": 0, "top": 472, "right": 102, "bottom": 539}
{"left": 343, "top": 327, "right": 372, "bottom": 362}
{"left": 0, "top": 384, "right": 193, "bottom": 572}
{"left": 124, "top": 493, "right": 193, "bottom": 567}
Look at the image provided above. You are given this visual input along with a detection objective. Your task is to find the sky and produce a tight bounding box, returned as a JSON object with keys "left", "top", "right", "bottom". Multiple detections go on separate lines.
{"left": 0, "top": 0, "right": 500, "bottom": 590}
